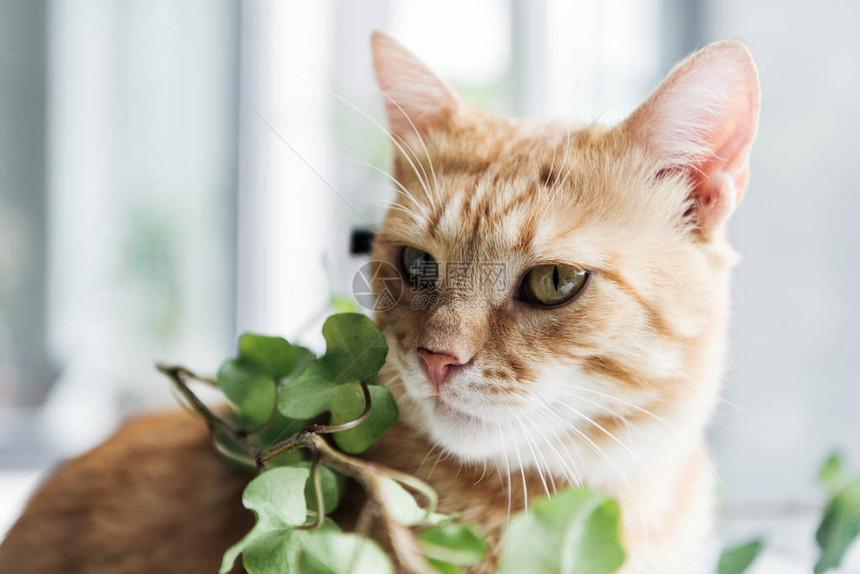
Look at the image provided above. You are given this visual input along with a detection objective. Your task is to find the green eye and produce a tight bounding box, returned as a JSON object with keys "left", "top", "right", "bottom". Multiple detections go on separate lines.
{"left": 400, "top": 246, "right": 437, "bottom": 290}
{"left": 519, "top": 264, "right": 588, "bottom": 307}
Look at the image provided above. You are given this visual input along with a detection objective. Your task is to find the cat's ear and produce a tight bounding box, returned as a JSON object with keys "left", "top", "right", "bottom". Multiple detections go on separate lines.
{"left": 623, "top": 41, "right": 760, "bottom": 235}
{"left": 371, "top": 31, "right": 462, "bottom": 139}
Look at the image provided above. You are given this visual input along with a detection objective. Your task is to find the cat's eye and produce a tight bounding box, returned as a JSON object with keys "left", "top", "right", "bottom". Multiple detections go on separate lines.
{"left": 518, "top": 264, "right": 589, "bottom": 307}
{"left": 399, "top": 246, "right": 438, "bottom": 290}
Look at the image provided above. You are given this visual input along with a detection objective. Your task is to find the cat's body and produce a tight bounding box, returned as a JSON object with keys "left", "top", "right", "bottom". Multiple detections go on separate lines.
{"left": 0, "top": 410, "right": 709, "bottom": 574}
{"left": 0, "top": 33, "right": 759, "bottom": 574}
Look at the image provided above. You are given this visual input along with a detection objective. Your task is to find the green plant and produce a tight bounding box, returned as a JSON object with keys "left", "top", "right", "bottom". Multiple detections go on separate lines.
{"left": 159, "top": 312, "right": 628, "bottom": 573}
{"left": 717, "top": 539, "right": 763, "bottom": 574}
{"left": 164, "top": 312, "right": 860, "bottom": 573}
{"left": 815, "top": 453, "right": 860, "bottom": 574}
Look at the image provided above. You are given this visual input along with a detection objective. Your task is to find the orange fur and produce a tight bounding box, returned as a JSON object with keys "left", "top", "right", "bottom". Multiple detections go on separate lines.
{"left": 0, "top": 34, "right": 759, "bottom": 574}
{"left": 0, "top": 411, "right": 252, "bottom": 573}
{"left": 368, "top": 32, "right": 759, "bottom": 573}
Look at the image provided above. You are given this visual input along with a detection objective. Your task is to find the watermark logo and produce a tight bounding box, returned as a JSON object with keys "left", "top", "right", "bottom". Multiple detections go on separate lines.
{"left": 353, "top": 260, "right": 509, "bottom": 311}
{"left": 352, "top": 260, "right": 403, "bottom": 311}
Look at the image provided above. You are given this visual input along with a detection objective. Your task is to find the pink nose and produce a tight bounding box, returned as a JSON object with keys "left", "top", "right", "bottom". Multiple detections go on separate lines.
{"left": 417, "top": 348, "right": 468, "bottom": 394}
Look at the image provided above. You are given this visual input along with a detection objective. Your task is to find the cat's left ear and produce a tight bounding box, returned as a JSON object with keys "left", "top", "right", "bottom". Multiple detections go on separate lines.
{"left": 371, "top": 31, "right": 462, "bottom": 140}
{"left": 623, "top": 41, "right": 760, "bottom": 235}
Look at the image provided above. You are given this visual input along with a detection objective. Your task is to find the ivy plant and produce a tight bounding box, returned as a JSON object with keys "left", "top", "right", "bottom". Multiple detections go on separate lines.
{"left": 160, "top": 312, "right": 860, "bottom": 574}
{"left": 159, "top": 312, "right": 632, "bottom": 574}
{"left": 815, "top": 453, "right": 860, "bottom": 574}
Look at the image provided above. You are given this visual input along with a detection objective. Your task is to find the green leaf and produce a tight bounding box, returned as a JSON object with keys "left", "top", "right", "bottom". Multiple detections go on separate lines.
{"left": 320, "top": 313, "right": 388, "bottom": 384}
{"left": 331, "top": 384, "right": 399, "bottom": 454}
{"left": 717, "top": 539, "right": 763, "bottom": 574}
{"left": 291, "top": 461, "right": 346, "bottom": 514}
{"left": 377, "top": 476, "right": 426, "bottom": 526}
{"left": 277, "top": 314, "right": 393, "bottom": 452}
{"left": 299, "top": 530, "right": 394, "bottom": 574}
{"left": 424, "top": 512, "right": 460, "bottom": 527}
{"left": 252, "top": 413, "right": 309, "bottom": 457}
{"left": 498, "top": 487, "right": 625, "bottom": 574}
{"left": 330, "top": 295, "right": 359, "bottom": 313}
{"left": 278, "top": 362, "right": 343, "bottom": 419}
{"left": 815, "top": 480, "right": 860, "bottom": 574}
{"left": 426, "top": 558, "right": 462, "bottom": 574}
{"left": 220, "top": 466, "right": 310, "bottom": 574}
{"left": 241, "top": 520, "right": 341, "bottom": 574}
{"left": 242, "top": 529, "right": 308, "bottom": 574}
{"left": 238, "top": 333, "right": 314, "bottom": 380}
{"left": 218, "top": 359, "right": 277, "bottom": 425}
{"left": 419, "top": 523, "right": 487, "bottom": 565}
{"left": 820, "top": 452, "right": 848, "bottom": 495}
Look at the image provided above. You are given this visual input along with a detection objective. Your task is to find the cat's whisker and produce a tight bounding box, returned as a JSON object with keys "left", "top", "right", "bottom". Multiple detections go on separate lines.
{"left": 553, "top": 386, "right": 727, "bottom": 491}
{"left": 383, "top": 93, "right": 442, "bottom": 206}
{"left": 346, "top": 157, "right": 426, "bottom": 212}
{"left": 548, "top": 129, "right": 574, "bottom": 205}
{"left": 361, "top": 198, "right": 423, "bottom": 222}
{"left": 427, "top": 446, "right": 451, "bottom": 481}
{"left": 550, "top": 398, "right": 683, "bottom": 523}
{"left": 512, "top": 409, "right": 559, "bottom": 495}
{"left": 517, "top": 405, "right": 582, "bottom": 488}
{"left": 530, "top": 395, "right": 638, "bottom": 502}
{"left": 473, "top": 458, "right": 489, "bottom": 487}
{"left": 330, "top": 90, "right": 436, "bottom": 210}
{"left": 555, "top": 390, "right": 636, "bottom": 448}
{"left": 550, "top": 398, "right": 659, "bottom": 483}
{"left": 673, "top": 368, "right": 753, "bottom": 415}
{"left": 507, "top": 420, "right": 530, "bottom": 514}
{"left": 519, "top": 394, "right": 589, "bottom": 489}
{"left": 510, "top": 410, "right": 552, "bottom": 499}
{"left": 415, "top": 441, "right": 440, "bottom": 476}
{"left": 556, "top": 384, "right": 674, "bottom": 430}
{"left": 496, "top": 422, "right": 514, "bottom": 522}
{"left": 391, "top": 128, "right": 434, "bottom": 205}
{"left": 543, "top": 130, "right": 572, "bottom": 215}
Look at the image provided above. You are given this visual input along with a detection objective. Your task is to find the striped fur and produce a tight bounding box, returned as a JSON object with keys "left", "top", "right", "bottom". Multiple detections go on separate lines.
{"left": 368, "top": 33, "right": 760, "bottom": 573}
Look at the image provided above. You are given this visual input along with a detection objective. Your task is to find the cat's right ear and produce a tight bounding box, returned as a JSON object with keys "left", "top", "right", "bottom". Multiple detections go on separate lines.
{"left": 371, "top": 31, "right": 462, "bottom": 140}
{"left": 623, "top": 41, "right": 760, "bottom": 236}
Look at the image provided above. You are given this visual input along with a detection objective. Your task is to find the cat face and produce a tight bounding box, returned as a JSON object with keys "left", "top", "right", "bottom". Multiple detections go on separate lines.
{"left": 368, "top": 33, "right": 759, "bottom": 474}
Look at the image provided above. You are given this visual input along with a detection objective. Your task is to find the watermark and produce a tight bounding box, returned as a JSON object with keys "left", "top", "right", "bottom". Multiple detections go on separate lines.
{"left": 352, "top": 261, "right": 403, "bottom": 311}
{"left": 352, "top": 260, "right": 508, "bottom": 311}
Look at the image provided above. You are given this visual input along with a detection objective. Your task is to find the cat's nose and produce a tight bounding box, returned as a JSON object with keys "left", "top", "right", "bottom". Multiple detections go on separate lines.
{"left": 417, "top": 347, "right": 469, "bottom": 394}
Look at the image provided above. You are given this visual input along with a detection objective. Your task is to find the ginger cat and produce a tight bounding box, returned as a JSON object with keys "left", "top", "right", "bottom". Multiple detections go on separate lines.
{"left": 0, "top": 33, "right": 760, "bottom": 574}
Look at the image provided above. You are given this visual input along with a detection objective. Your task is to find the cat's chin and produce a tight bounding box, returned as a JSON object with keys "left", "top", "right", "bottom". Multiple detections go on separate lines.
{"left": 414, "top": 397, "right": 508, "bottom": 462}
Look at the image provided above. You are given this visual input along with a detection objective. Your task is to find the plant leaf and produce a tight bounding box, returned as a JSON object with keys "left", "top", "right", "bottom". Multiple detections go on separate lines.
{"left": 291, "top": 461, "right": 346, "bottom": 514}
{"left": 242, "top": 529, "right": 308, "bottom": 574}
{"left": 276, "top": 314, "right": 393, "bottom": 452}
{"left": 330, "top": 295, "right": 359, "bottom": 313}
{"left": 419, "top": 523, "right": 487, "bottom": 565}
{"left": 218, "top": 359, "right": 277, "bottom": 425}
{"left": 377, "top": 476, "right": 426, "bottom": 526}
{"left": 498, "top": 487, "right": 625, "bottom": 574}
{"left": 331, "top": 384, "right": 399, "bottom": 454}
{"left": 239, "top": 333, "right": 314, "bottom": 380}
{"left": 820, "top": 452, "right": 848, "bottom": 495}
{"left": 299, "top": 530, "right": 394, "bottom": 574}
{"left": 319, "top": 313, "right": 388, "bottom": 384}
{"left": 252, "top": 413, "right": 308, "bottom": 457}
{"left": 717, "top": 539, "right": 763, "bottom": 574}
{"left": 426, "top": 558, "right": 462, "bottom": 574}
{"left": 241, "top": 520, "right": 341, "bottom": 574}
{"left": 220, "top": 466, "right": 310, "bottom": 573}
{"left": 815, "top": 480, "right": 860, "bottom": 574}
{"left": 278, "top": 362, "right": 342, "bottom": 420}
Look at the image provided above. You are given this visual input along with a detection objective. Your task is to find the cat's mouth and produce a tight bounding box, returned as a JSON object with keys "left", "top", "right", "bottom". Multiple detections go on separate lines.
{"left": 433, "top": 398, "right": 478, "bottom": 425}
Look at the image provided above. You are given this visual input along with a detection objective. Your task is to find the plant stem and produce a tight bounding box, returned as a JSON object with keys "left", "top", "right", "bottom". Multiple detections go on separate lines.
{"left": 157, "top": 363, "right": 437, "bottom": 574}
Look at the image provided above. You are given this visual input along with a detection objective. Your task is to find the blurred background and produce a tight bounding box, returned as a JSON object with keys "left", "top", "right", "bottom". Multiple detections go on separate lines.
{"left": 1, "top": 0, "right": 858, "bottom": 571}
